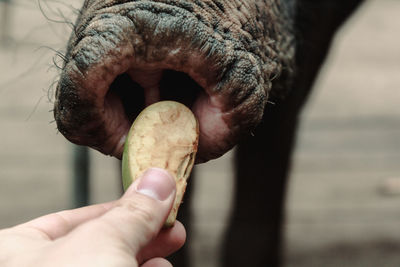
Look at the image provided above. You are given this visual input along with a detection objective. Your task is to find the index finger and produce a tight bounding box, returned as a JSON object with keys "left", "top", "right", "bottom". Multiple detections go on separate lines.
{"left": 17, "top": 202, "right": 114, "bottom": 240}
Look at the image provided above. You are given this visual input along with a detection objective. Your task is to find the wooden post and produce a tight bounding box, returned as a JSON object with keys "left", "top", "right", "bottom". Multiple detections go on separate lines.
{"left": 72, "top": 145, "right": 90, "bottom": 208}
{"left": 0, "top": 0, "right": 11, "bottom": 45}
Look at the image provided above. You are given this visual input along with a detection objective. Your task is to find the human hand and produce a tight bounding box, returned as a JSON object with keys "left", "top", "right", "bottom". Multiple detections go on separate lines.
{"left": 0, "top": 168, "right": 185, "bottom": 267}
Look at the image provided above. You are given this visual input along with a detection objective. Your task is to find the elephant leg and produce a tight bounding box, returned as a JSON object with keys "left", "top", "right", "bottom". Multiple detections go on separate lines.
{"left": 222, "top": 102, "right": 300, "bottom": 267}
{"left": 221, "top": 1, "right": 365, "bottom": 266}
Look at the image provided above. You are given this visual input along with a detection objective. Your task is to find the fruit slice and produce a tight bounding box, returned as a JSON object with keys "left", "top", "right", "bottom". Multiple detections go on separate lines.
{"left": 122, "top": 101, "right": 199, "bottom": 227}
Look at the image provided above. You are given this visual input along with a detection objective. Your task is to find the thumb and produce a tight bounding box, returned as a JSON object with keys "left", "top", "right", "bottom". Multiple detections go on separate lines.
{"left": 86, "top": 168, "right": 176, "bottom": 254}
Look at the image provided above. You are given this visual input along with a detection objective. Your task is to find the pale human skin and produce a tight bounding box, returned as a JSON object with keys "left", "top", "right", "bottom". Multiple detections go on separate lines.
{"left": 0, "top": 168, "right": 186, "bottom": 267}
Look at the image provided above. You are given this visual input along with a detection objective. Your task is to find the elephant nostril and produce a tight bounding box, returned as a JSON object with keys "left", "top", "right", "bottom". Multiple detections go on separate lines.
{"left": 106, "top": 73, "right": 145, "bottom": 124}
{"left": 159, "top": 70, "right": 203, "bottom": 109}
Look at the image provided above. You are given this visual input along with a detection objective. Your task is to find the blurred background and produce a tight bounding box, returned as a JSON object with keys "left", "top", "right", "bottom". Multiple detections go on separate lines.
{"left": 0, "top": 0, "right": 399, "bottom": 266}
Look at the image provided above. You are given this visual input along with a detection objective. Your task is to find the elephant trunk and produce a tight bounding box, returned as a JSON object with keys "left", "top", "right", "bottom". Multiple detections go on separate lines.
{"left": 54, "top": 1, "right": 293, "bottom": 161}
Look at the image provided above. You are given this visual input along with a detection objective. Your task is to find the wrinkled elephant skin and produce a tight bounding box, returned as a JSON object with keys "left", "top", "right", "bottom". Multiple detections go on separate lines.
{"left": 54, "top": 0, "right": 295, "bottom": 162}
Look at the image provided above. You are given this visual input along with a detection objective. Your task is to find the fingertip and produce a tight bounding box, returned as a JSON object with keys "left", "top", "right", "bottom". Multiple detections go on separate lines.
{"left": 136, "top": 220, "right": 187, "bottom": 263}
{"left": 141, "top": 258, "right": 172, "bottom": 267}
{"left": 125, "top": 168, "right": 176, "bottom": 202}
{"left": 168, "top": 221, "right": 186, "bottom": 249}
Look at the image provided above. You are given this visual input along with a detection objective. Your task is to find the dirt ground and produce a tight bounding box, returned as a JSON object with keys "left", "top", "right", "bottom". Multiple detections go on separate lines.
{"left": 0, "top": 1, "right": 399, "bottom": 266}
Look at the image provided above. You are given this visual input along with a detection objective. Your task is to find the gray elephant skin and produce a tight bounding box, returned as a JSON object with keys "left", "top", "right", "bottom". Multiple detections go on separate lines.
{"left": 54, "top": 0, "right": 364, "bottom": 266}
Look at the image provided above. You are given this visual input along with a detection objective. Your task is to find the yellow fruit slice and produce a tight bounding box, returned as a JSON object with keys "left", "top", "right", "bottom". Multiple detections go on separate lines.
{"left": 122, "top": 101, "right": 199, "bottom": 227}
